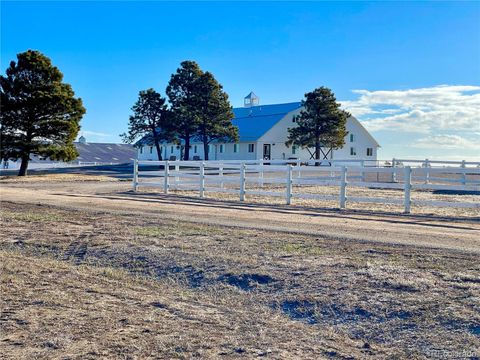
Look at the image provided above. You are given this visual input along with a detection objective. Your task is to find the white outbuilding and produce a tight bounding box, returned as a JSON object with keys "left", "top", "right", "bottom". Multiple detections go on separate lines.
{"left": 137, "top": 93, "right": 379, "bottom": 162}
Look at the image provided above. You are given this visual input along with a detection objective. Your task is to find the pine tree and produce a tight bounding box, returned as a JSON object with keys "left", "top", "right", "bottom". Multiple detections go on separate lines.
{"left": 286, "top": 87, "right": 349, "bottom": 162}
{"left": 196, "top": 72, "right": 238, "bottom": 160}
{"left": 166, "top": 61, "right": 203, "bottom": 160}
{"left": 121, "top": 89, "right": 172, "bottom": 161}
{"left": 0, "top": 50, "right": 85, "bottom": 176}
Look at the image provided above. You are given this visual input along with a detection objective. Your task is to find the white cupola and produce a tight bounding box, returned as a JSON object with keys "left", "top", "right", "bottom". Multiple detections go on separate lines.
{"left": 244, "top": 91, "right": 259, "bottom": 107}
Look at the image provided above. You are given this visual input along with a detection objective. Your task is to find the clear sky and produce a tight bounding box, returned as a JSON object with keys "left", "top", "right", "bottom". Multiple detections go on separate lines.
{"left": 2, "top": 1, "right": 479, "bottom": 160}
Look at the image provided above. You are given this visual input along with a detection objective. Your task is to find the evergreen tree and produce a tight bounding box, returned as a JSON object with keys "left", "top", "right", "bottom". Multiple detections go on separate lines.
{"left": 121, "top": 89, "right": 172, "bottom": 161}
{"left": 286, "top": 87, "right": 349, "bottom": 162}
{"left": 0, "top": 50, "right": 85, "bottom": 176}
{"left": 196, "top": 72, "right": 238, "bottom": 160}
{"left": 166, "top": 61, "right": 203, "bottom": 160}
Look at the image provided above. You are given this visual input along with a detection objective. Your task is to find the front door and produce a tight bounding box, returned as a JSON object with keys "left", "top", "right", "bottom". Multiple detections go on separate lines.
{"left": 263, "top": 144, "right": 271, "bottom": 160}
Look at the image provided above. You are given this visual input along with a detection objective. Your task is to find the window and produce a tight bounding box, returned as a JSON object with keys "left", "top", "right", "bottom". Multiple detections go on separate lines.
{"left": 292, "top": 115, "right": 296, "bottom": 123}
{"left": 149, "top": 146, "right": 153, "bottom": 154}
{"left": 194, "top": 145, "right": 197, "bottom": 154}
{"left": 140, "top": 147, "right": 143, "bottom": 154}
{"left": 292, "top": 145, "right": 297, "bottom": 155}
{"left": 219, "top": 144, "right": 224, "bottom": 153}
{"left": 233, "top": 144, "right": 239, "bottom": 153}
{"left": 248, "top": 144, "right": 255, "bottom": 153}
{"left": 171, "top": 146, "right": 174, "bottom": 153}
{"left": 367, "top": 148, "right": 373, "bottom": 156}
{"left": 350, "top": 147, "right": 356, "bottom": 156}
{"left": 350, "top": 134, "right": 355, "bottom": 142}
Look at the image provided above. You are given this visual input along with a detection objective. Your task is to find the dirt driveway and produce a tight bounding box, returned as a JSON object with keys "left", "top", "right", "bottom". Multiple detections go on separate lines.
{"left": 1, "top": 180, "right": 479, "bottom": 253}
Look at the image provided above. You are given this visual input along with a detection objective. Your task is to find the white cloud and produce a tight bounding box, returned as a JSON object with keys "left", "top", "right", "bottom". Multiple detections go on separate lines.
{"left": 412, "top": 134, "right": 480, "bottom": 150}
{"left": 79, "top": 130, "right": 112, "bottom": 138}
{"left": 342, "top": 85, "right": 480, "bottom": 133}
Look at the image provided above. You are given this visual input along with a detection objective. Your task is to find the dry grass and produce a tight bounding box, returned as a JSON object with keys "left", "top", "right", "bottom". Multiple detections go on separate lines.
{"left": 3, "top": 251, "right": 357, "bottom": 359}
{"left": 1, "top": 201, "right": 479, "bottom": 359}
{"left": 0, "top": 174, "right": 119, "bottom": 183}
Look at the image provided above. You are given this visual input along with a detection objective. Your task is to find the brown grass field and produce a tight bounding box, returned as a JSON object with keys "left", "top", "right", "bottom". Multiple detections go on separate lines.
{"left": 0, "top": 174, "right": 479, "bottom": 359}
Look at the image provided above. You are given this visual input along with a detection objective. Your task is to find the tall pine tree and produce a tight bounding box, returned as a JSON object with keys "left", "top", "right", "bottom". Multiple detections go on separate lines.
{"left": 166, "top": 61, "right": 203, "bottom": 160}
{"left": 0, "top": 50, "right": 85, "bottom": 176}
{"left": 196, "top": 72, "right": 238, "bottom": 160}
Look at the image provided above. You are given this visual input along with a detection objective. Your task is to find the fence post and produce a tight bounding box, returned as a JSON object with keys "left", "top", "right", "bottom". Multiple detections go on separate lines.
{"left": 424, "top": 159, "right": 430, "bottom": 184}
{"left": 286, "top": 164, "right": 293, "bottom": 205}
{"left": 133, "top": 159, "right": 138, "bottom": 192}
{"left": 199, "top": 162, "right": 205, "bottom": 198}
{"left": 164, "top": 160, "right": 169, "bottom": 194}
{"left": 391, "top": 158, "right": 397, "bottom": 182}
{"left": 361, "top": 160, "right": 365, "bottom": 182}
{"left": 175, "top": 163, "right": 179, "bottom": 185}
{"left": 219, "top": 163, "right": 224, "bottom": 189}
{"left": 461, "top": 160, "right": 466, "bottom": 185}
{"left": 239, "top": 162, "right": 246, "bottom": 201}
{"left": 339, "top": 166, "right": 347, "bottom": 209}
{"left": 404, "top": 166, "right": 412, "bottom": 214}
{"left": 260, "top": 163, "right": 264, "bottom": 188}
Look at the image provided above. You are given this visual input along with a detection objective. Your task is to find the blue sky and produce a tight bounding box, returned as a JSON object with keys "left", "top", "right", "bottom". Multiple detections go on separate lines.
{"left": 1, "top": 1, "right": 479, "bottom": 160}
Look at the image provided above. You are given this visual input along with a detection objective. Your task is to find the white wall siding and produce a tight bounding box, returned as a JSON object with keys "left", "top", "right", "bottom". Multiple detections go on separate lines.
{"left": 331, "top": 118, "right": 378, "bottom": 161}
{"left": 206, "top": 142, "right": 257, "bottom": 161}
{"left": 137, "top": 142, "right": 259, "bottom": 161}
{"left": 258, "top": 110, "right": 378, "bottom": 161}
{"left": 137, "top": 144, "right": 183, "bottom": 161}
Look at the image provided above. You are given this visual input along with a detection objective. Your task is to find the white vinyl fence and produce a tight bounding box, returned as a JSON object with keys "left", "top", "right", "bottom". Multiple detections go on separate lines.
{"left": 133, "top": 159, "right": 480, "bottom": 214}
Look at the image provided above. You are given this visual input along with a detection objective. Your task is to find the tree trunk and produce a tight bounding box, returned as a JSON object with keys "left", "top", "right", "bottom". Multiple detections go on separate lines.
{"left": 151, "top": 128, "right": 162, "bottom": 161}
{"left": 18, "top": 154, "right": 29, "bottom": 176}
{"left": 203, "top": 135, "right": 209, "bottom": 161}
{"left": 315, "top": 140, "right": 321, "bottom": 166}
{"left": 154, "top": 139, "right": 162, "bottom": 161}
{"left": 184, "top": 136, "right": 190, "bottom": 161}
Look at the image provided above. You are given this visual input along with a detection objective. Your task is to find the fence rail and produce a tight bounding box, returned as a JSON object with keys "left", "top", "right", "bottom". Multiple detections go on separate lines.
{"left": 133, "top": 159, "right": 480, "bottom": 214}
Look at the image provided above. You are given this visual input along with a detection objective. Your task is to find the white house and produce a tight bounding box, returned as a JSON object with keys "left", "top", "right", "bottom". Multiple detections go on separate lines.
{"left": 136, "top": 92, "right": 379, "bottom": 162}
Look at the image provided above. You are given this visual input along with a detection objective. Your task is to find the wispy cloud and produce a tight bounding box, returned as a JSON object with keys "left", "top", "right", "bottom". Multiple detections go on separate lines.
{"left": 79, "top": 130, "right": 112, "bottom": 138}
{"left": 342, "top": 85, "right": 480, "bottom": 133}
{"left": 412, "top": 134, "right": 480, "bottom": 150}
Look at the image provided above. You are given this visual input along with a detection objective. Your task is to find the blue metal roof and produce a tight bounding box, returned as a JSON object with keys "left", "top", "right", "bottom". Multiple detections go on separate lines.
{"left": 232, "top": 102, "right": 301, "bottom": 141}
{"left": 136, "top": 101, "right": 302, "bottom": 145}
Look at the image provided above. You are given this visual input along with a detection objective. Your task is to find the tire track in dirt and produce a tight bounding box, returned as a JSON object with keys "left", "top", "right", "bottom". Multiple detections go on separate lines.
{"left": 63, "top": 232, "right": 92, "bottom": 264}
